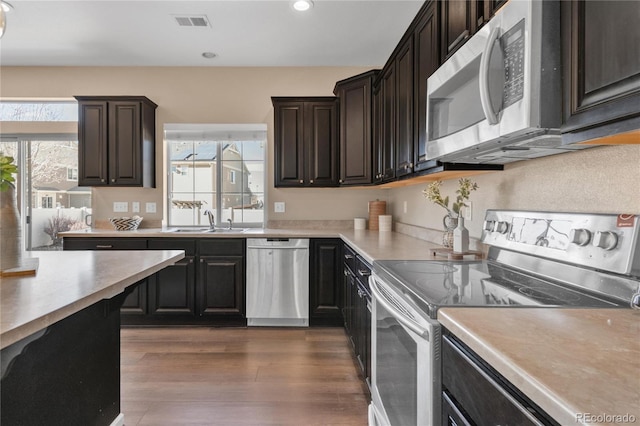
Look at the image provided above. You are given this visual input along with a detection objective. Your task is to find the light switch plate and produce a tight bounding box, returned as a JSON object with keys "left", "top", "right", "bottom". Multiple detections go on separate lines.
{"left": 145, "top": 202, "right": 157, "bottom": 213}
{"left": 274, "top": 202, "right": 285, "bottom": 213}
{"left": 132, "top": 202, "right": 140, "bottom": 213}
{"left": 113, "top": 202, "right": 128, "bottom": 213}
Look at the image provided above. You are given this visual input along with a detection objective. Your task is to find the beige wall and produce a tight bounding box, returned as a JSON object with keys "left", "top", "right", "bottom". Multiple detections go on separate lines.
{"left": 387, "top": 144, "right": 640, "bottom": 239}
{"left": 1, "top": 66, "right": 389, "bottom": 225}
{"left": 2, "top": 67, "right": 638, "bottom": 232}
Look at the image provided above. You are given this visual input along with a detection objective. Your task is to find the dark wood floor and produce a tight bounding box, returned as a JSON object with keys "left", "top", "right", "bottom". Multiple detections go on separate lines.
{"left": 120, "top": 327, "right": 369, "bottom": 425}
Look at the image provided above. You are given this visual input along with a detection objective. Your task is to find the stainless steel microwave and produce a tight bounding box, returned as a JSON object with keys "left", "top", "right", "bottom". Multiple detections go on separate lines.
{"left": 426, "top": 0, "right": 587, "bottom": 164}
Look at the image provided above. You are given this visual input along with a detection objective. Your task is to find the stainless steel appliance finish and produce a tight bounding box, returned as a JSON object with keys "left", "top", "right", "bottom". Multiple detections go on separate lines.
{"left": 246, "top": 238, "right": 309, "bottom": 327}
{"left": 425, "top": 0, "right": 587, "bottom": 164}
{"left": 368, "top": 210, "right": 640, "bottom": 426}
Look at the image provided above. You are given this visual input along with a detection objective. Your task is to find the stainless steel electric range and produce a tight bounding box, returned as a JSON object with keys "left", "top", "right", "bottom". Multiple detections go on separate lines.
{"left": 368, "top": 210, "right": 640, "bottom": 426}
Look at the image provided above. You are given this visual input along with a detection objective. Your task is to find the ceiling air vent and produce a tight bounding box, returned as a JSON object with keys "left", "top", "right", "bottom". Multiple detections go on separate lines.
{"left": 173, "top": 15, "right": 211, "bottom": 27}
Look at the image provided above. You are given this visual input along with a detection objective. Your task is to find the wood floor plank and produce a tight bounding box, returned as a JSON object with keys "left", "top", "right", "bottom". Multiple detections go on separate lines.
{"left": 121, "top": 327, "right": 368, "bottom": 426}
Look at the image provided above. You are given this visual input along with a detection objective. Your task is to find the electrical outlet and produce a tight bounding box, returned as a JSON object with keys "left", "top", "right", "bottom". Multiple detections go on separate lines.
{"left": 464, "top": 202, "right": 472, "bottom": 220}
{"left": 113, "top": 202, "right": 128, "bottom": 213}
{"left": 132, "top": 202, "right": 140, "bottom": 213}
{"left": 274, "top": 202, "right": 285, "bottom": 213}
{"left": 145, "top": 202, "right": 157, "bottom": 213}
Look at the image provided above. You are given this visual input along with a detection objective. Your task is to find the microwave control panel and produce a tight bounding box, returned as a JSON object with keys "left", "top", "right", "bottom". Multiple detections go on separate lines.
{"left": 501, "top": 18, "right": 525, "bottom": 108}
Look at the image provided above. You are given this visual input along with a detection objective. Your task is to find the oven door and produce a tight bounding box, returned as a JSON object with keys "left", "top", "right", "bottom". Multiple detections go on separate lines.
{"left": 369, "top": 275, "right": 441, "bottom": 426}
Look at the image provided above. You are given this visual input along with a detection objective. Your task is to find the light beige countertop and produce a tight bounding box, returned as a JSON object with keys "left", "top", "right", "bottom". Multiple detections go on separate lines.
{"left": 0, "top": 250, "right": 184, "bottom": 349}
{"left": 438, "top": 308, "right": 640, "bottom": 426}
{"left": 62, "top": 228, "right": 445, "bottom": 264}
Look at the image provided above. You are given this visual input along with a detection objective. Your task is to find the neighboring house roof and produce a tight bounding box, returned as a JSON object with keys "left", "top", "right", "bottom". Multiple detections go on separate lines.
{"left": 171, "top": 143, "right": 231, "bottom": 161}
{"left": 67, "top": 186, "right": 91, "bottom": 192}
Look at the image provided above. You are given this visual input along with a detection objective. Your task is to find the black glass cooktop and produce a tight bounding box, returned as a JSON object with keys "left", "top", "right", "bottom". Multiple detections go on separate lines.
{"left": 372, "top": 260, "right": 624, "bottom": 319}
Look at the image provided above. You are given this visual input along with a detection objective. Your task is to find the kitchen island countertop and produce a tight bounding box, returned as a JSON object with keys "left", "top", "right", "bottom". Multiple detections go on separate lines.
{"left": 438, "top": 308, "right": 640, "bottom": 426}
{"left": 61, "top": 228, "right": 447, "bottom": 264}
{"left": 0, "top": 250, "right": 184, "bottom": 349}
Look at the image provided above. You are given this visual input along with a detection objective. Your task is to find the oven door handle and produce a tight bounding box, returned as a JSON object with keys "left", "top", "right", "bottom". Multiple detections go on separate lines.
{"left": 369, "top": 277, "right": 431, "bottom": 340}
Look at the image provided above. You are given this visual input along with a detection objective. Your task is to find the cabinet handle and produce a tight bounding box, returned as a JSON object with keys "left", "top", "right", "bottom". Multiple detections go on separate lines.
{"left": 409, "top": 162, "right": 413, "bottom": 168}
{"left": 200, "top": 259, "right": 204, "bottom": 263}
{"left": 344, "top": 254, "right": 354, "bottom": 260}
{"left": 339, "top": 179, "right": 343, "bottom": 183}
{"left": 189, "top": 258, "right": 194, "bottom": 263}
{"left": 96, "top": 245, "right": 113, "bottom": 249}
{"left": 299, "top": 180, "right": 304, "bottom": 184}
{"left": 111, "top": 179, "right": 116, "bottom": 183}
{"left": 310, "top": 180, "right": 314, "bottom": 184}
{"left": 101, "top": 179, "right": 105, "bottom": 183}
{"left": 357, "top": 269, "right": 371, "bottom": 277}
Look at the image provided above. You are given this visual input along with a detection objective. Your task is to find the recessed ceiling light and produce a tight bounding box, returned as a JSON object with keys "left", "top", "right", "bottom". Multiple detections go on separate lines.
{"left": 1, "top": 1, "right": 14, "bottom": 13}
{"left": 292, "top": 0, "right": 313, "bottom": 12}
{"left": 202, "top": 52, "right": 217, "bottom": 59}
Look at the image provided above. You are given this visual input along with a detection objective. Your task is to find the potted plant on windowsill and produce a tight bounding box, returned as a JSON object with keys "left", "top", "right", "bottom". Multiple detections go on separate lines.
{"left": 1, "top": 154, "right": 22, "bottom": 273}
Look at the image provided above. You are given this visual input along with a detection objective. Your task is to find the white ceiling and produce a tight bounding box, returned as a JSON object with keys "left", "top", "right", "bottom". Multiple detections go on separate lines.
{"left": 0, "top": 0, "right": 424, "bottom": 67}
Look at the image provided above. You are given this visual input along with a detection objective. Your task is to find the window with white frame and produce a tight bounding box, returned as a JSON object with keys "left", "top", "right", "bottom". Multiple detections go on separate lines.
{"left": 67, "top": 167, "right": 78, "bottom": 181}
{"left": 166, "top": 124, "right": 266, "bottom": 228}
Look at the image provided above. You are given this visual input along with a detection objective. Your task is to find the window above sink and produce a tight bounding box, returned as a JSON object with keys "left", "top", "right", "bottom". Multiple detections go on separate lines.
{"left": 165, "top": 123, "right": 266, "bottom": 229}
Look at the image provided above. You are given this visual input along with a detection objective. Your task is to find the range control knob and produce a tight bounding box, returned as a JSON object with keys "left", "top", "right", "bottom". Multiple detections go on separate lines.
{"left": 494, "top": 221, "right": 509, "bottom": 234}
{"left": 569, "top": 228, "right": 592, "bottom": 246}
{"left": 483, "top": 220, "right": 495, "bottom": 232}
{"left": 593, "top": 231, "right": 619, "bottom": 250}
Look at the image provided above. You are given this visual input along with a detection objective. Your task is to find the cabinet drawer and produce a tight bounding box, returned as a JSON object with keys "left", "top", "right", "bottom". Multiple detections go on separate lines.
{"left": 199, "top": 239, "right": 244, "bottom": 256}
{"left": 355, "top": 256, "right": 372, "bottom": 291}
{"left": 63, "top": 238, "right": 147, "bottom": 250}
{"left": 442, "top": 335, "right": 550, "bottom": 425}
{"left": 148, "top": 238, "right": 196, "bottom": 256}
{"left": 343, "top": 244, "right": 357, "bottom": 273}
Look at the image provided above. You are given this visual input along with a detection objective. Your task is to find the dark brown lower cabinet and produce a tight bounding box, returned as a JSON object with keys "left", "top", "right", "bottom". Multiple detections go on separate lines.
{"left": 442, "top": 331, "right": 557, "bottom": 426}
{"left": 63, "top": 236, "right": 246, "bottom": 326}
{"left": 342, "top": 243, "right": 372, "bottom": 394}
{"left": 199, "top": 255, "right": 244, "bottom": 317}
{"left": 309, "top": 238, "right": 343, "bottom": 326}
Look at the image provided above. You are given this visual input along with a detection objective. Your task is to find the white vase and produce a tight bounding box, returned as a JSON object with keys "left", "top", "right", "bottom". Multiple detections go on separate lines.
{"left": 453, "top": 216, "right": 469, "bottom": 253}
{"left": 0, "top": 185, "right": 22, "bottom": 271}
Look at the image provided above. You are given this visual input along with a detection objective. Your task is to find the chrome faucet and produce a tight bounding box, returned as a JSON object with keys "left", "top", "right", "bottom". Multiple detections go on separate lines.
{"left": 227, "top": 218, "right": 233, "bottom": 230}
{"left": 204, "top": 210, "right": 215, "bottom": 230}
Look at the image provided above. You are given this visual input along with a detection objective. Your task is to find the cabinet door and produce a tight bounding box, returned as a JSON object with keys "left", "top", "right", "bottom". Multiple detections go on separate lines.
{"left": 562, "top": 0, "right": 640, "bottom": 142}
{"left": 306, "top": 101, "right": 339, "bottom": 187}
{"left": 395, "top": 37, "right": 414, "bottom": 178}
{"left": 309, "top": 239, "right": 343, "bottom": 326}
{"left": 441, "top": 0, "right": 475, "bottom": 60}
{"left": 413, "top": 2, "right": 440, "bottom": 172}
{"left": 148, "top": 256, "right": 196, "bottom": 316}
{"left": 273, "top": 100, "right": 306, "bottom": 186}
{"left": 338, "top": 78, "right": 373, "bottom": 185}
{"left": 380, "top": 65, "right": 396, "bottom": 181}
{"left": 372, "top": 86, "right": 384, "bottom": 183}
{"left": 121, "top": 282, "right": 147, "bottom": 315}
{"left": 78, "top": 101, "right": 109, "bottom": 186}
{"left": 108, "top": 101, "right": 142, "bottom": 186}
{"left": 198, "top": 255, "right": 244, "bottom": 316}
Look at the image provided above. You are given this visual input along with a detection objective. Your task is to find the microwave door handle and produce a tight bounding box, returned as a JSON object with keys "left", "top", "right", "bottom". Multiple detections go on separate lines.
{"left": 479, "top": 26, "right": 501, "bottom": 125}
{"left": 369, "top": 277, "right": 430, "bottom": 340}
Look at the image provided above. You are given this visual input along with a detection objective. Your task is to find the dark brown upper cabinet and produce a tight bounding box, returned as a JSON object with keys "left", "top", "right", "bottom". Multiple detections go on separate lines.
{"left": 334, "top": 71, "right": 378, "bottom": 186}
{"left": 440, "top": 0, "right": 477, "bottom": 61}
{"left": 377, "top": 66, "right": 396, "bottom": 183}
{"left": 413, "top": 0, "right": 440, "bottom": 173}
{"left": 395, "top": 38, "right": 415, "bottom": 178}
{"left": 272, "top": 97, "right": 339, "bottom": 187}
{"left": 561, "top": 0, "right": 640, "bottom": 144}
{"left": 75, "top": 96, "right": 156, "bottom": 187}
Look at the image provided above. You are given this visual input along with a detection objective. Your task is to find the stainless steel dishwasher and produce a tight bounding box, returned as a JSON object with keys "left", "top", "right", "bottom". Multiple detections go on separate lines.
{"left": 246, "top": 238, "right": 309, "bottom": 326}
